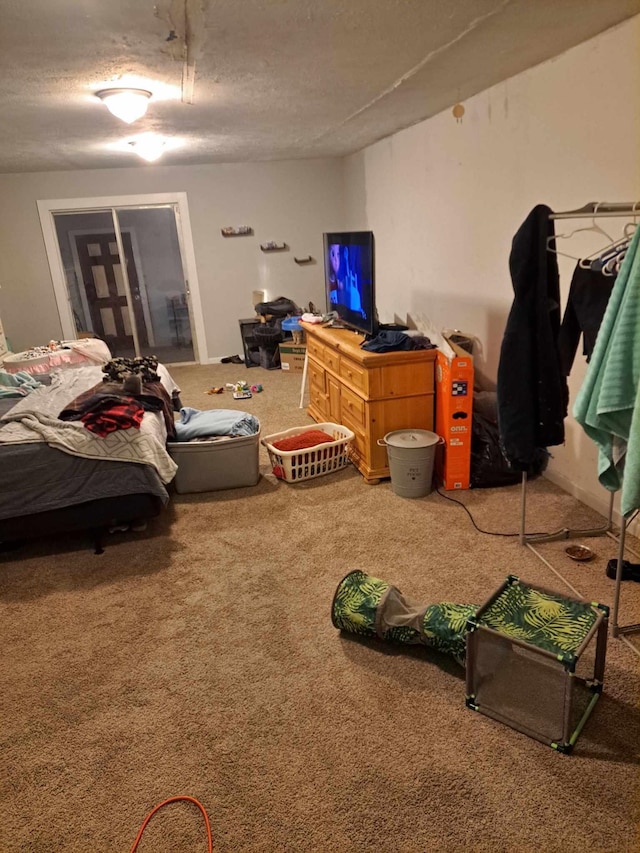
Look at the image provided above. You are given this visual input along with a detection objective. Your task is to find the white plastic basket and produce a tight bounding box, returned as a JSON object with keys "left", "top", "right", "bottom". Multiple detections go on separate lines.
{"left": 262, "top": 422, "right": 354, "bottom": 482}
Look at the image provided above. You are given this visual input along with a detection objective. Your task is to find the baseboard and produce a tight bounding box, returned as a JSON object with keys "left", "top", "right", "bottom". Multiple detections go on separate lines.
{"left": 543, "top": 469, "right": 639, "bottom": 539}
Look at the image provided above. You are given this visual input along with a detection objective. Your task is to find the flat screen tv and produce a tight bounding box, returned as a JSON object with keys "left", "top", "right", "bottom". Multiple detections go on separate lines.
{"left": 323, "top": 231, "right": 376, "bottom": 337}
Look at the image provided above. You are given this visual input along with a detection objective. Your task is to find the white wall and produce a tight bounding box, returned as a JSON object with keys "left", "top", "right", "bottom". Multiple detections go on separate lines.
{"left": 344, "top": 16, "right": 640, "bottom": 528}
{"left": 0, "top": 158, "right": 344, "bottom": 359}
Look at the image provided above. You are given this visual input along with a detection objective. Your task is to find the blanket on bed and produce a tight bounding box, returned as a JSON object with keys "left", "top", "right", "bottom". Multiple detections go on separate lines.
{"left": 0, "top": 370, "right": 41, "bottom": 397}
{"left": 0, "top": 367, "right": 177, "bottom": 484}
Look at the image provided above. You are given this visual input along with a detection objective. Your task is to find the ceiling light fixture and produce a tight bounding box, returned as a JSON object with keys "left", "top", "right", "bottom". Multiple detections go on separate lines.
{"left": 96, "top": 88, "right": 152, "bottom": 124}
{"left": 129, "top": 134, "right": 166, "bottom": 163}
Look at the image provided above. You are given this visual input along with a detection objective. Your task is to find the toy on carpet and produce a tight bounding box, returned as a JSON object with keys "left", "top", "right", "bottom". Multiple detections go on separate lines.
{"left": 226, "top": 380, "right": 251, "bottom": 399}
{"left": 331, "top": 569, "right": 475, "bottom": 666}
{"left": 206, "top": 386, "right": 225, "bottom": 395}
{"left": 332, "top": 570, "right": 609, "bottom": 753}
{"left": 225, "top": 380, "right": 263, "bottom": 400}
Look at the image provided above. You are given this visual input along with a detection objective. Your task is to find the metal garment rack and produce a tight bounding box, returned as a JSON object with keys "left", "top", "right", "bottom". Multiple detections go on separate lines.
{"left": 550, "top": 200, "right": 640, "bottom": 220}
{"left": 520, "top": 201, "right": 640, "bottom": 649}
{"left": 520, "top": 476, "right": 639, "bottom": 644}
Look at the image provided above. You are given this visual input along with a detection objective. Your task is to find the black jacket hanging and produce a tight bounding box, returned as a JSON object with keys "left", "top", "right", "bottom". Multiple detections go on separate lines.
{"left": 557, "top": 262, "right": 615, "bottom": 376}
{"left": 497, "top": 204, "right": 568, "bottom": 472}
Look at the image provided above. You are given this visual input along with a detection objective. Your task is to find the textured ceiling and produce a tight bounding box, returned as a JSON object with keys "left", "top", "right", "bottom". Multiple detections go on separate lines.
{"left": 1, "top": 0, "right": 639, "bottom": 173}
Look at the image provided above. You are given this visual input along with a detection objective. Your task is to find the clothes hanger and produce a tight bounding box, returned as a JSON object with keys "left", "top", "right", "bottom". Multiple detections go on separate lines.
{"left": 579, "top": 202, "right": 639, "bottom": 270}
{"left": 601, "top": 254, "right": 625, "bottom": 276}
{"left": 579, "top": 236, "right": 630, "bottom": 268}
{"left": 601, "top": 217, "right": 637, "bottom": 275}
{"left": 547, "top": 202, "right": 615, "bottom": 260}
{"left": 623, "top": 201, "right": 639, "bottom": 237}
{"left": 584, "top": 239, "right": 630, "bottom": 273}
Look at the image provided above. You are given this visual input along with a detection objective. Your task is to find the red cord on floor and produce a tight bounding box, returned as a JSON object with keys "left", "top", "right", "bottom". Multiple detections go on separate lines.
{"left": 128, "top": 796, "right": 213, "bottom": 853}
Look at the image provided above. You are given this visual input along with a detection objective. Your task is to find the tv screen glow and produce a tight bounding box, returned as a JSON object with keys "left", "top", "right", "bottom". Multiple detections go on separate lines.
{"left": 323, "top": 231, "right": 375, "bottom": 337}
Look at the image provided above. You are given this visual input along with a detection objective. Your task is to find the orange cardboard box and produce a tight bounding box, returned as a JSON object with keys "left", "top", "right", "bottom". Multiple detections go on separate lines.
{"left": 435, "top": 339, "right": 474, "bottom": 490}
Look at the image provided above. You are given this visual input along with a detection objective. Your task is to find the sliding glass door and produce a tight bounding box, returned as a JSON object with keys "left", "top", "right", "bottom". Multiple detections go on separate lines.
{"left": 42, "top": 194, "right": 203, "bottom": 364}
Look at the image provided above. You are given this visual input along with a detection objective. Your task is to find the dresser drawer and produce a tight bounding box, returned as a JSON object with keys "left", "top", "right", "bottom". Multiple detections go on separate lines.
{"left": 340, "top": 355, "right": 367, "bottom": 394}
{"left": 309, "top": 383, "right": 327, "bottom": 415}
{"left": 306, "top": 337, "right": 325, "bottom": 363}
{"left": 340, "top": 385, "right": 366, "bottom": 431}
{"left": 346, "top": 423, "right": 366, "bottom": 470}
{"left": 324, "top": 347, "right": 340, "bottom": 374}
{"left": 308, "top": 359, "right": 325, "bottom": 394}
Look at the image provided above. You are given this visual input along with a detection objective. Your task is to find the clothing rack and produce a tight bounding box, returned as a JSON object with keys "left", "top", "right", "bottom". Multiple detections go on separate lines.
{"left": 520, "top": 475, "right": 638, "bottom": 642}
{"left": 519, "top": 475, "right": 614, "bottom": 548}
{"left": 520, "top": 202, "right": 640, "bottom": 649}
{"left": 550, "top": 201, "right": 640, "bottom": 220}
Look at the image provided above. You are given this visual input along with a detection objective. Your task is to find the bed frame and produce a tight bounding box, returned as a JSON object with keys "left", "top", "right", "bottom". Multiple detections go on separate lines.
{"left": 0, "top": 493, "right": 165, "bottom": 554}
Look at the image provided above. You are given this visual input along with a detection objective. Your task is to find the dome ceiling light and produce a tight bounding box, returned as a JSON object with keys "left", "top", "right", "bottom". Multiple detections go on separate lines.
{"left": 96, "top": 88, "right": 152, "bottom": 124}
{"left": 128, "top": 134, "right": 166, "bottom": 162}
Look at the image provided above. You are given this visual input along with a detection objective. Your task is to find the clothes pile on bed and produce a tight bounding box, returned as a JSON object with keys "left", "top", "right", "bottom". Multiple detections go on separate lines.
{"left": 101, "top": 355, "right": 163, "bottom": 384}
{"left": 57, "top": 356, "right": 177, "bottom": 439}
{"left": 0, "top": 361, "right": 179, "bottom": 484}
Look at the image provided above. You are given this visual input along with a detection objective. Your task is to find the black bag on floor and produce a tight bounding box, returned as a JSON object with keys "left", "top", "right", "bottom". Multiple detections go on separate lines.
{"left": 471, "top": 392, "right": 547, "bottom": 488}
{"left": 254, "top": 296, "right": 300, "bottom": 318}
{"left": 471, "top": 412, "right": 522, "bottom": 488}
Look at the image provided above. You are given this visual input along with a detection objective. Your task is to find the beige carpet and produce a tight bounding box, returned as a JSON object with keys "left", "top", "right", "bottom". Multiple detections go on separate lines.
{"left": 1, "top": 363, "right": 639, "bottom": 852}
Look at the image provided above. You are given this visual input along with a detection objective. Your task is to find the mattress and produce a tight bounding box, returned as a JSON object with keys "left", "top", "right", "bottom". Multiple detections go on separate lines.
{"left": 0, "top": 440, "right": 169, "bottom": 522}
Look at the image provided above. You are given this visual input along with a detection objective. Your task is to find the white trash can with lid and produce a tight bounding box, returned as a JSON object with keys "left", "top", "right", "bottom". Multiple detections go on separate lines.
{"left": 378, "top": 429, "right": 442, "bottom": 498}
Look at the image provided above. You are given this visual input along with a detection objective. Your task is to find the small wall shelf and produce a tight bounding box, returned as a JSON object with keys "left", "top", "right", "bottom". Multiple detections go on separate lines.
{"left": 260, "top": 242, "right": 289, "bottom": 253}
{"left": 294, "top": 256, "right": 315, "bottom": 265}
{"left": 221, "top": 226, "right": 253, "bottom": 237}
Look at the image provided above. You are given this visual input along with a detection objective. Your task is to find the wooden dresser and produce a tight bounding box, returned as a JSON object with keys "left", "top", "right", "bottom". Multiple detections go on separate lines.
{"left": 302, "top": 322, "right": 436, "bottom": 483}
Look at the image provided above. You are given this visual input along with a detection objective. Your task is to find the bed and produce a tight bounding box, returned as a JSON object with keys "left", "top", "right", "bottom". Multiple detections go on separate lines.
{"left": 0, "top": 363, "right": 180, "bottom": 551}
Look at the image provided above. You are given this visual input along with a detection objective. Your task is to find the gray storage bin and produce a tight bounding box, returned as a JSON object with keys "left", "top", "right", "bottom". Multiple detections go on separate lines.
{"left": 167, "top": 426, "right": 261, "bottom": 494}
